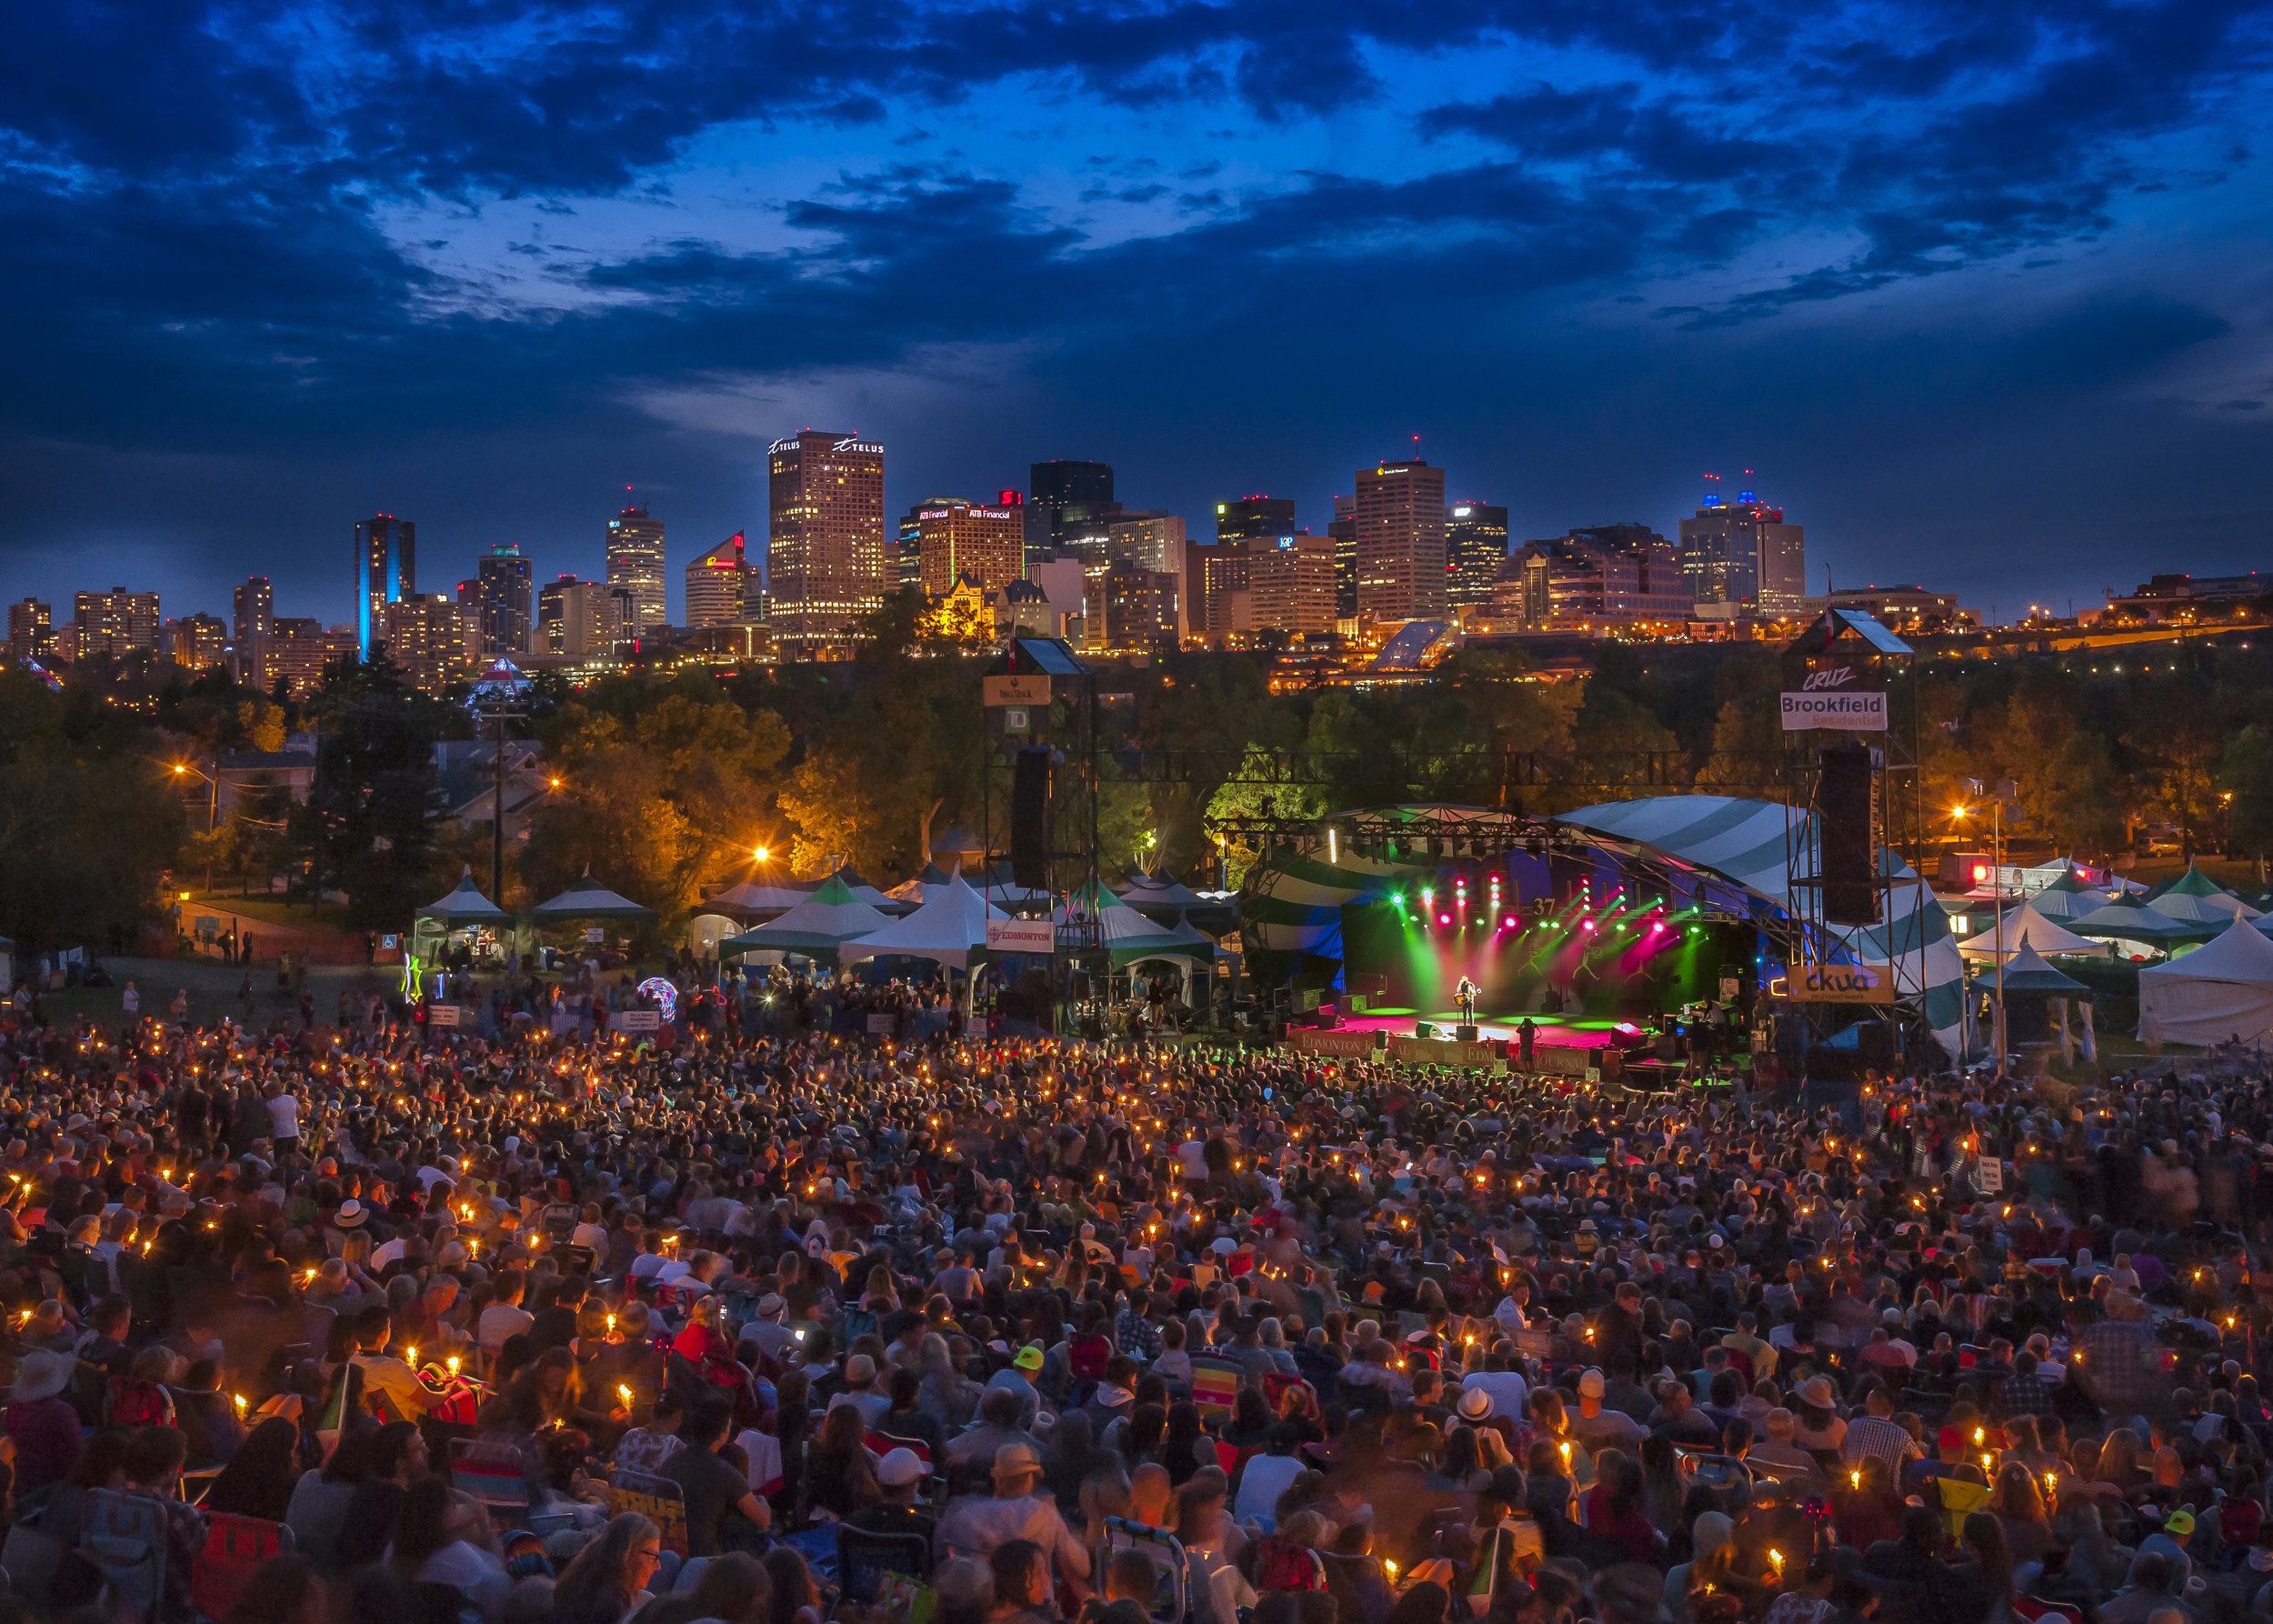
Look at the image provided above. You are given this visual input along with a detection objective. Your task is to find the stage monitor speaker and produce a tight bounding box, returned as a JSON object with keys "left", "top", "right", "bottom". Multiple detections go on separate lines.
{"left": 1316, "top": 1005, "right": 1341, "bottom": 1030}
{"left": 1455, "top": 1024, "right": 1480, "bottom": 1043}
{"left": 1010, "top": 748, "right": 1051, "bottom": 887}
{"left": 1414, "top": 1020, "right": 1438, "bottom": 1039}
{"left": 1373, "top": 1030, "right": 1390, "bottom": 1052}
{"left": 1817, "top": 744, "right": 1879, "bottom": 926}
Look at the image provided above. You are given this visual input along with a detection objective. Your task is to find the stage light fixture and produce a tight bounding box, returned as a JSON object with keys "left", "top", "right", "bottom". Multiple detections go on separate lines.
{"left": 1438, "top": 913, "right": 1451, "bottom": 927}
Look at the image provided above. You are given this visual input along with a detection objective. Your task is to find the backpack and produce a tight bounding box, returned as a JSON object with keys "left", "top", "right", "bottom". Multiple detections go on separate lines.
{"left": 1253, "top": 1538, "right": 1326, "bottom": 1593}
{"left": 107, "top": 1377, "right": 174, "bottom": 1429}
{"left": 1068, "top": 1332, "right": 1112, "bottom": 1382}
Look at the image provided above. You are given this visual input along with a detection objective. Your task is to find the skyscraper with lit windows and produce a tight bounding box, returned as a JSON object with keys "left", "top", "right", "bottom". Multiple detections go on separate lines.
{"left": 767, "top": 431, "right": 886, "bottom": 647}
{"left": 354, "top": 515, "right": 415, "bottom": 658}
{"left": 605, "top": 505, "right": 666, "bottom": 633}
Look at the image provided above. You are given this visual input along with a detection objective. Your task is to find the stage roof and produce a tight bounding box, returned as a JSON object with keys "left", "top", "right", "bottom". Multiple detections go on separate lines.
{"left": 1238, "top": 795, "right": 1964, "bottom": 1058}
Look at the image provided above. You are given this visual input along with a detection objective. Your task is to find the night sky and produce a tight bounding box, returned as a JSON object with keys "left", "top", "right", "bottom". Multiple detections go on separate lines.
{"left": 4, "top": 0, "right": 2270, "bottom": 627}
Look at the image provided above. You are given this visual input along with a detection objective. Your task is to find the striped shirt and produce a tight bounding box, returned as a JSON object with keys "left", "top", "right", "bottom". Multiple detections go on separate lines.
{"left": 1838, "top": 1413, "right": 1922, "bottom": 1469}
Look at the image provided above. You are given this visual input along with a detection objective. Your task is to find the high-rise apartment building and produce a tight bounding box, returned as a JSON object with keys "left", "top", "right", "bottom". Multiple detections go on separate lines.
{"left": 168, "top": 613, "right": 228, "bottom": 671}
{"left": 605, "top": 505, "right": 667, "bottom": 633}
{"left": 895, "top": 502, "right": 941, "bottom": 594}
{"left": 242, "top": 619, "right": 358, "bottom": 697}
{"left": 767, "top": 431, "right": 886, "bottom": 647}
{"left": 1217, "top": 496, "right": 1297, "bottom": 541}
{"left": 354, "top": 515, "right": 416, "bottom": 658}
{"left": 1329, "top": 496, "right": 1357, "bottom": 620}
{"left": 1028, "top": 460, "right": 1116, "bottom": 563}
{"left": 915, "top": 501, "right": 1025, "bottom": 597}
{"left": 1355, "top": 458, "right": 1447, "bottom": 620}
{"left": 1099, "top": 558, "right": 1180, "bottom": 651}
{"left": 1677, "top": 489, "right": 1807, "bottom": 614}
{"left": 1497, "top": 523, "right": 1692, "bottom": 627}
{"left": 1191, "top": 539, "right": 1253, "bottom": 637}
{"left": 7, "top": 598, "right": 54, "bottom": 663}
{"left": 1446, "top": 502, "right": 1509, "bottom": 611}
{"left": 1247, "top": 534, "right": 1337, "bottom": 636}
{"left": 538, "top": 576, "right": 609, "bottom": 656}
{"left": 685, "top": 533, "right": 753, "bottom": 629}
{"left": 233, "top": 576, "right": 273, "bottom": 645}
{"left": 476, "top": 544, "right": 534, "bottom": 654}
{"left": 68, "top": 587, "right": 161, "bottom": 661}
{"left": 381, "top": 594, "right": 469, "bottom": 694}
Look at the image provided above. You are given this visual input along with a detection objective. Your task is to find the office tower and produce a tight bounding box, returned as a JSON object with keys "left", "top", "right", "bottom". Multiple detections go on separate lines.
{"left": 1103, "top": 511, "right": 1187, "bottom": 637}
{"left": 354, "top": 515, "right": 416, "bottom": 658}
{"left": 1247, "top": 534, "right": 1337, "bottom": 636}
{"left": 537, "top": 576, "right": 608, "bottom": 656}
{"left": 1355, "top": 457, "right": 1447, "bottom": 620}
{"left": 381, "top": 594, "right": 469, "bottom": 694}
{"left": 895, "top": 503, "right": 937, "bottom": 594}
{"left": 767, "top": 431, "right": 886, "bottom": 647}
{"left": 1329, "top": 496, "right": 1357, "bottom": 619}
{"left": 69, "top": 587, "right": 161, "bottom": 660}
{"left": 1677, "top": 487, "right": 1807, "bottom": 613}
{"left": 1099, "top": 557, "right": 1180, "bottom": 650}
{"left": 475, "top": 544, "right": 535, "bottom": 654}
{"left": 1217, "top": 496, "right": 1297, "bottom": 541}
{"left": 605, "top": 505, "right": 667, "bottom": 633}
{"left": 915, "top": 500, "right": 1025, "bottom": 596}
{"left": 1446, "top": 502, "right": 1509, "bottom": 611}
{"left": 1499, "top": 523, "right": 1693, "bottom": 626}
{"left": 1029, "top": 460, "right": 1116, "bottom": 563}
{"left": 685, "top": 533, "right": 753, "bottom": 629}
{"left": 7, "top": 598, "right": 53, "bottom": 663}
{"left": 605, "top": 586, "right": 638, "bottom": 647}
{"left": 168, "top": 613, "right": 228, "bottom": 670}
{"left": 232, "top": 577, "right": 273, "bottom": 645}
{"left": 1192, "top": 539, "right": 1252, "bottom": 637}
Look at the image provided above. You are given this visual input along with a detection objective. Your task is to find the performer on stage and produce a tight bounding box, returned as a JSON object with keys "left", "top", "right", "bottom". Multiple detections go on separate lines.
{"left": 1455, "top": 976, "right": 1478, "bottom": 1026}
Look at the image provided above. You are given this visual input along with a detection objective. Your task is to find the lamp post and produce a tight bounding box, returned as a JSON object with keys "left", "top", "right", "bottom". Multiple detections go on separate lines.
{"left": 1958, "top": 780, "right": 2007, "bottom": 1078}
{"left": 173, "top": 759, "right": 220, "bottom": 894}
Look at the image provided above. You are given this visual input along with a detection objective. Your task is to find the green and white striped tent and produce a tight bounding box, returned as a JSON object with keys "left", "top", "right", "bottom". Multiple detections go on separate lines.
{"left": 1240, "top": 795, "right": 1967, "bottom": 1059}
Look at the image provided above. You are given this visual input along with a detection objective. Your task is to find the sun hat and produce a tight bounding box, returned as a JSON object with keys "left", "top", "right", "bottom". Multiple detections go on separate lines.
{"left": 1457, "top": 1386, "right": 1493, "bottom": 1420}
{"left": 333, "top": 1198, "right": 367, "bottom": 1228}
{"left": 1578, "top": 1368, "right": 1607, "bottom": 1398}
{"left": 992, "top": 1441, "right": 1043, "bottom": 1486}
{"left": 9, "top": 1348, "right": 73, "bottom": 1403}
{"left": 1798, "top": 1377, "right": 1837, "bottom": 1409}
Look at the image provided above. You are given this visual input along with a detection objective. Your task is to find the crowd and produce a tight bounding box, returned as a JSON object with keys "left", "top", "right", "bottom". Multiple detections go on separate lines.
{"left": 0, "top": 992, "right": 2271, "bottom": 1624}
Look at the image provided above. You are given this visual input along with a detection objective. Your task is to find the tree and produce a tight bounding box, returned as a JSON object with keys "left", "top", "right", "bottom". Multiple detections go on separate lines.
{"left": 2224, "top": 725, "right": 2273, "bottom": 859}
{"left": 302, "top": 684, "right": 444, "bottom": 930}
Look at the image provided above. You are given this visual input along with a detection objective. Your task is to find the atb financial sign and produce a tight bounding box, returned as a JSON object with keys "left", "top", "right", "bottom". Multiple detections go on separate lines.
{"left": 1781, "top": 660, "right": 1887, "bottom": 731}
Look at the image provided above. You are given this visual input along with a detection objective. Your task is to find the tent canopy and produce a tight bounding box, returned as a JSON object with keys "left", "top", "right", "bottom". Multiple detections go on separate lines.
{"left": 706, "top": 876, "right": 816, "bottom": 920}
{"left": 418, "top": 866, "right": 511, "bottom": 926}
{"left": 527, "top": 869, "right": 656, "bottom": 922}
{"left": 1985, "top": 937, "right": 2090, "bottom": 995}
{"left": 1056, "top": 878, "right": 1206, "bottom": 967}
{"left": 843, "top": 873, "right": 1010, "bottom": 969}
{"left": 2138, "top": 915, "right": 2273, "bottom": 1047}
{"left": 2026, "top": 872, "right": 2113, "bottom": 920}
{"left": 828, "top": 866, "right": 908, "bottom": 913}
{"left": 721, "top": 874, "right": 894, "bottom": 958}
{"left": 2068, "top": 891, "right": 2218, "bottom": 947}
{"left": 1958, "top": 900, "right": 2111, "bottom": 961}
{"left": 2143, "top": 864, "right": 2263, "bottom": 922}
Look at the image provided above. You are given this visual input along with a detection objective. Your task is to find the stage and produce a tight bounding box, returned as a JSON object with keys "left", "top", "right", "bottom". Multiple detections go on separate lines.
{"left": 1335, "top": 1009, "right": 1638, "bottom": 1048}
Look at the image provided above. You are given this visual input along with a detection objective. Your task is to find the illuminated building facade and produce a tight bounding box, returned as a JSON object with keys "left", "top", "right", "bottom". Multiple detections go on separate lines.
{"left": 767, "top": 431, "right": 886, "bottom": 647}
{"left": 1356, "top": 459, "right": 1446, "bottom": 620}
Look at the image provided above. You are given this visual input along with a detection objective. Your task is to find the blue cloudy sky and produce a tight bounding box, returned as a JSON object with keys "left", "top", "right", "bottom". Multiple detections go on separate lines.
{"left": 3, "top": 0, "right": 2270, "bottom": 627}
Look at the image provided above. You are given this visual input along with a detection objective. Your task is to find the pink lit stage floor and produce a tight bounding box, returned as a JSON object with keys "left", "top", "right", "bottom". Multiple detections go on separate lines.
{"left": 1333, "top": 1011, "right": 1636, "bottom": 1048}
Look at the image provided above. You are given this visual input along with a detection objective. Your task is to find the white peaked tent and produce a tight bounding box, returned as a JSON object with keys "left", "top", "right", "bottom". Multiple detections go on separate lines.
{"left": 843, "top": 873, "right": 1010, "bottom": 970}
{"left": 2026, "top": 873, "right": 2113, "bottom": 921}
{"left": 720, "top": 874, "right": 894, "bottom": 960}
{"left": 2138, "top": 915, "right": 2273, "bottom": 1047}
{"left": 1958, "top": 900, "right": 2111, "bottom": 961}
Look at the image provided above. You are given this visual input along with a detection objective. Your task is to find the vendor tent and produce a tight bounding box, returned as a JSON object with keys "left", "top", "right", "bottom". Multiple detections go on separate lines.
{"left": 1984, "top": 937, "right": 2090, "bottom": 996}
{"left": 527, "top": 869, "right": 657, "bottom": 923}
{"left": 721, "top": 874, "right": 893, "bottom": 959}
{"left": 706, "top": 877, "right": 816, "bottom": 920}
{"left": 843, "top": 872, "right": 1008, "bottom": 969}
{"left": 2143, "top": 864, "right": 2262, "bottom": 923}
{"left": 2025, "top": 872, "right": 2112, "bottom": 921}
{"left": 1958, "top": 900, "right": 2110, "bottom": 961}
{"left": 2138, "top": 915, "right": 2273, "bottom": 1046}
{"left": 974, "top": 861, "right": 1052, "bottom": 909}
{"left": 1164, "top": 913, "right": 1217, "bottom": 963}
{"left": 2068, "top": 892, "right": 2217, "bottom": 952}
{"left": 1056, "top": 879, "right": 1204, "bottom": 967}
{"left": 417, "top": 867, "right": 512, "bottom": 927}
{"left": 887, "top": 862, "right": 959, "bottom": 907}
{"left": 828, "top": 866, "right": 908, "bottom": 913}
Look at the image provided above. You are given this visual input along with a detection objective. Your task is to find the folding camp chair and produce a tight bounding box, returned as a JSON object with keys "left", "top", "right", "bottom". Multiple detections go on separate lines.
{"left": 610, "top": 1469, "right": 692, "bottom": 1559}
{"left": 1095, "top": 1518, "right": 1187, "bottom": 1624}
{"left": 78, "top": 1489, "right": 166, "bottom": 1624}
{"left": 192, "top": 1514, "right": 294, "bottom": 1621}
{"left": 1188, "top": 1357, "right": 1243, "bottom": 1424}
{"left": 835, "top": 1525, "right": 933, "bottom": 1603}
{"left": 449, "top": 1437, "right": 531, "bottom": 1534}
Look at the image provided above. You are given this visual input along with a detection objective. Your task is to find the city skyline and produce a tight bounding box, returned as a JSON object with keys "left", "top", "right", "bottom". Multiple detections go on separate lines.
{"left": 1, "top": 0, "right": 2267, "bottom": 627}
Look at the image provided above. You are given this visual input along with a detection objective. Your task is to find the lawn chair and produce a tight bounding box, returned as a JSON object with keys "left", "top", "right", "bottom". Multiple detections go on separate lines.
{"left": 77, "top": 1488, "right": 167, "bottom": 1624}
{"left": 448, "top": 1437, "right": 531, "bottom": 1534}
{"left": 610, "top": 1469, "right": 692, "bottom": 1559}
{"left": 835, "top": 1525, "right": 933, "bottom": 1603}
{"left": 1094, "top": 1518, "right": 1187, "bottom": 1624}
{"left": 192, "top": 1514, "right": 293, "bottom": 1621}
{"left": 1189, "top": 1357, "right": 1243, "bottom": 1424}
